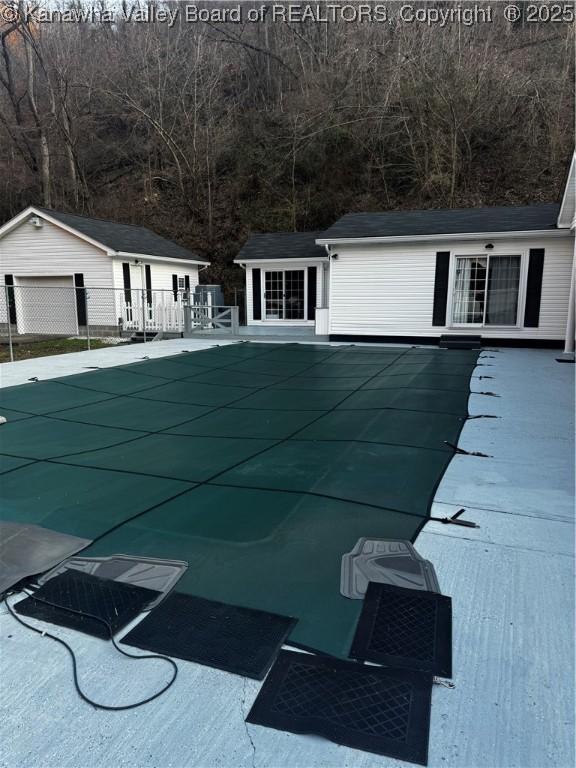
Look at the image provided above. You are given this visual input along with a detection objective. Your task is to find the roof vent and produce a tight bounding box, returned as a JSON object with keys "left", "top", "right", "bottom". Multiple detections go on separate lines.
{"left": 30, "top": 216, "right": 43, "bottom": 229}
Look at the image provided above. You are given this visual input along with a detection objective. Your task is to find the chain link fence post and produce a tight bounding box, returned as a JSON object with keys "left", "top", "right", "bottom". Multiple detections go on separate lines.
{"left": 85, "top": 289, "right": 91, "bottom": 351}
{"left": 141, "top": 288, "right": 147, "bottom": 343}
{"left": 4, "top": 284, "right": 14, "bottom": 362}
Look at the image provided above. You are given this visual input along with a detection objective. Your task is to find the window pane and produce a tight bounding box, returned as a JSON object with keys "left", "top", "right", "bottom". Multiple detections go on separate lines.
{"left": 284, "top": 270, "right": 305, "bottom": 319}
{"left": 452, "top": 257, "right": 487, "bottom": 324}
{"left": 485, "top": 256, "right": 520, "bottom": 326}
{"left": 265, "top": 271, "right": 284, "bottom": 319}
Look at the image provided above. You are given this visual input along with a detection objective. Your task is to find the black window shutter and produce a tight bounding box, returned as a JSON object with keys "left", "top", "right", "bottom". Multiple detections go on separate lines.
{"left": 145, "top": 264, "right": 152, "bottom": 305}
{"left": 432, "top": 252, "right": 450, "bottom": 326}
{"left": 122, "top": 263, "right": 132, "bottom": 305}
{"left": 252, "top": 269, "right": 262, "bottom": 320}
{"left": 4, "top": 274, "right": 16, "bottom": 324}
{"left": 524, "top": 249, "right": 545, "bottom": 328}
{"left": 73, "top": 273, "right": 87, "bottom": 326}
{"left": 184, "top": 275, "right": 190, "bottom": 291}
{"left": 172, "top": 274, "right": 178, "bottom": 301}
{"left": 307, "top": 267, "right": 317, "bottom": 321}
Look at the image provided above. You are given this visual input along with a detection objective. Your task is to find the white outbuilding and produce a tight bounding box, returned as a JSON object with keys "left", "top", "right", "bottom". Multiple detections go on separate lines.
{"left": 0, "top": 206, "right": 209, "bottom": 336}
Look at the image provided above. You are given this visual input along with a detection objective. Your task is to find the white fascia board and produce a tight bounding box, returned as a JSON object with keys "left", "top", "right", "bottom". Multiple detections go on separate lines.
{"left": 557, "top": 153, "right": 575, "bottom": 228}
{"left": 315, "top": 229, "right": 569, "bottom": 246}
{"left": 233, "top": 257, "right": 329, "bottom": 265}
{"left": 115, "top": 252, "right": 209, "bottom": 266}
{"left": 0, "top": 206, "right": 36, "bottom": 239}
{"left": 0, "top": 206, "right": 112, "bottom": 253}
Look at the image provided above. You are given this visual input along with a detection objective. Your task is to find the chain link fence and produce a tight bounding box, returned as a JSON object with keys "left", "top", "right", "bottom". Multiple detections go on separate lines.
{"left": 222, "top": 286, "right": 246, "bottom": 325}
{"left": 0, "top": 284, "right": 239, "bottom": 362}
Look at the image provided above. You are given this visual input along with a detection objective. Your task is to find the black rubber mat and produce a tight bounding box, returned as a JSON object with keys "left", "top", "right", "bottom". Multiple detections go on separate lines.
{"left": 121, "top": 591, "right": 296, "bottom": 679}
{"left": 246, "top": 650, "right": 433, "bottom": 765}
{"left": 15, "top": 570, "right": 159, "bottom": 639}
{"left": 38, "top": 554, "right": 188, "bottom": 609}
{"left": 349, "top": 582, "right": 452, "bottom": 678}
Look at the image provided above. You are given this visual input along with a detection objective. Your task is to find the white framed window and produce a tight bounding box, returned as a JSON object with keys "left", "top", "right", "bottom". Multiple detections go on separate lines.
{"left": 451, "top": 255, "right": 521, "bottom": 326}
{"left": 262, "top": 268, "right": 308, "bottom": 321}
{"left": 178, "top": 277, "right": 186, "bottom": 289}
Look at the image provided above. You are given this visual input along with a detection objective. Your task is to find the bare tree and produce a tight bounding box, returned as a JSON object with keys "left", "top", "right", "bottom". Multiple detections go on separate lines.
{"left": 0, "top": 1, "right": 572, "bottom": 283}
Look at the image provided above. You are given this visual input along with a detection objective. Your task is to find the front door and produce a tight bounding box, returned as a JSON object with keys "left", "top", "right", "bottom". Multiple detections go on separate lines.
{"left": 264, "top": 269, "right": 306, "bottom": 321}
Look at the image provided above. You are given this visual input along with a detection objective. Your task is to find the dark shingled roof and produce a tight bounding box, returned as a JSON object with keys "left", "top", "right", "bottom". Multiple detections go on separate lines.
{"left": 236, "top": 231, "right": 325, "bottom": 261}
{"left": 319, "top": 203, "right": 561, "bottom": 240}
{"left": 38, "top": 208, "right": 208, "bottom": 263}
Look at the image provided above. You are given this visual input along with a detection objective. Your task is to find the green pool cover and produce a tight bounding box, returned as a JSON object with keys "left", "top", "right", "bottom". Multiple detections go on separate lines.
{"left": 0, "top": 342, "right": 479, "bottom": 657}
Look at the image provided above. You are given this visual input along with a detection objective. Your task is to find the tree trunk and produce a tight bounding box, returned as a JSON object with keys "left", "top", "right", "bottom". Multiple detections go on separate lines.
{"left": 24, "top": 33, "right": 51, "bottom": 207}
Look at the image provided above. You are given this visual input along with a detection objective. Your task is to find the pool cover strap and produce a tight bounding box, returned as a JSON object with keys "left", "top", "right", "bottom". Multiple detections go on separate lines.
{"left": 121, "top": 591, "right": 296, "bottom": 679}
{"left": 246, "top": 650, "right": 433, "bottom": 765}
{"left": 434, "top": 508, "right": 479, "bottom": 528}
{"left": 444, "top": 441, "right": 490, "bottom": 458}
{"left": 15, "top": 570, "right": 159, "bottom": 639}
{"left": 349, "top": 582, "right": 452, "bottom": 678}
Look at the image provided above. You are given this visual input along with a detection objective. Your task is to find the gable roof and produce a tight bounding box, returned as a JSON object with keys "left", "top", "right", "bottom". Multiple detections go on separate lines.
{"left": 235, "top": 231, "right": 326, "bottom": 262}
{"left": 317, "top": 203, "right": 562, "bottom": 242}
{"left": 2, "top": 207, "right": 208, "bottom": 263}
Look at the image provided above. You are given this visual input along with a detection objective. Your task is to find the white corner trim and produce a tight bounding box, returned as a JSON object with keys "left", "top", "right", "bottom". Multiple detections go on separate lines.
{"left": 315, "top": 229, "right": 570, "bottom": 246}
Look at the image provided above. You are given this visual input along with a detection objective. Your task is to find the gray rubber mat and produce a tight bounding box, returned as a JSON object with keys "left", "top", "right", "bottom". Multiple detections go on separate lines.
{"left": 37, "top": 554, "right": 188, "bottom": 609}
{"left": 246, "top": 650, "right": 432, "bottom": 764}
{"left": 341, "top": 539, "right": 440, "bottom": 598}
{"left": 0, "top": 522, "right": 90, "bottom": 596}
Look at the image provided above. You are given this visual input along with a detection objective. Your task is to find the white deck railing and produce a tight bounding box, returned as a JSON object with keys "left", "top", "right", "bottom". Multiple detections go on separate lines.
{"left": 121, "top": 294, "right": 186, "bottom": 332}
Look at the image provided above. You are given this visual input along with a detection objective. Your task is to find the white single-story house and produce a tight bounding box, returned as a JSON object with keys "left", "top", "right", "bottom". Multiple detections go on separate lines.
{"left": 0, "top": 206, "right": 209, "bottom": 335}
{"left": 235, "top": 154, "right": 576, "bottom": 348}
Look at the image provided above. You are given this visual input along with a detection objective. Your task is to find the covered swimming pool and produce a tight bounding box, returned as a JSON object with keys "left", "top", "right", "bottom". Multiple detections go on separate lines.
{"left": 0, "top": 342, "right": 479, "bottom": 656}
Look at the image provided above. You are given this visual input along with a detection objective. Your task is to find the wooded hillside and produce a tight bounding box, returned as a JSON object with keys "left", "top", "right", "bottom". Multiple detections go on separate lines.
{"left": 1, "top": 1, "right": 573, "bottom": 284}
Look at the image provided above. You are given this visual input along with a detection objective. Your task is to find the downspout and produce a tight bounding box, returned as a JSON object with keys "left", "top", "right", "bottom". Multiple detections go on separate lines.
{"left": 323, "top": 244, "right": 333, "bottom": 337}
{"left": 322, "top": 245, "right": 330, "bottom": 309}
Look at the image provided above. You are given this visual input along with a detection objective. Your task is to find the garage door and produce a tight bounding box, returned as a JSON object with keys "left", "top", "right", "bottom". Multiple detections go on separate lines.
{"left": 15, "top": 276, "right": 78, "bottom": 335}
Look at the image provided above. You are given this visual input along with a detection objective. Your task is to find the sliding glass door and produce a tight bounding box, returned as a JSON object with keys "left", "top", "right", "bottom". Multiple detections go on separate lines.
{"left": 264, "top": 270, "right": 306, "bottom": 320}
{"left": 452, "top": 255, "right": 521, "bottom": 326}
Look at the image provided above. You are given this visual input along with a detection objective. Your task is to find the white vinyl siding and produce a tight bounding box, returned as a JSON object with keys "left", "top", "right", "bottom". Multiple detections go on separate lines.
{"left": 111, "top": 259, "right": 199, "bottom": 293}
{"left": 0, "top": 216, "right": 113, "bottom": 285}
{"left": 0, "top": 217, "right": 114, "bottom": 331}
{"left": 328, "top": 234, "right": 574, "bottom": 340}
